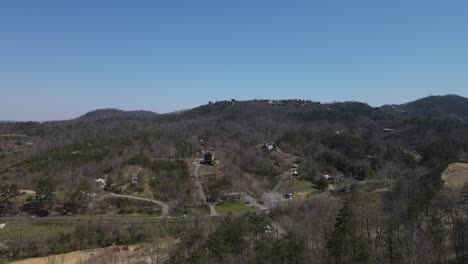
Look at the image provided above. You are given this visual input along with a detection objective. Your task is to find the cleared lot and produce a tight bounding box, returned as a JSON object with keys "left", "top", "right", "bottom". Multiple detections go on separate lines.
{"left": 442, "top": 163, "right": 468, "bottom": 188}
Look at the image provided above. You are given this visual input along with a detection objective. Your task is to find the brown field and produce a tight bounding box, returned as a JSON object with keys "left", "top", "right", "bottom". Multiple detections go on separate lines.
{"left": 10, "top": 242, "right": 175, "bottom": 264}
{"left": 442, "top": 163, "right": 468, "bottom": 188}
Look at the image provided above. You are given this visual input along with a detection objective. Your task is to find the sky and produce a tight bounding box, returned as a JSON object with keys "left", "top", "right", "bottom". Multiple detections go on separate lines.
{"left": 1, "top": 0, "right": 468, "bottom": 121}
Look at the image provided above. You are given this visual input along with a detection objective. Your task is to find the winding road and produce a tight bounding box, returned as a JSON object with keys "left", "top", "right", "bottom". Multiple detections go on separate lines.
{"left": 2, "top": 150, "right": 308, "bottom": 238}
{"left": 105, "top": 193, "right": 169, "bottom": 217}
{"left": 193, "top": 163, "right": 218, "bottom": 216}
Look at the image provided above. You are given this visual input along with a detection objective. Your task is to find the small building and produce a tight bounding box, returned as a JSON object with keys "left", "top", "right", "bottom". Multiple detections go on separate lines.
{"left": 203, "top": 152, "right": 215, "bottom": 165}
{"left": 262, "top": 142, "right": 276, "bottom": 151}
{"left": 95, "top": 178, "right": 106, "bottom": 186}
{"left": 221, "top": 192, "right": 243, "bottom": 202}
{"left": 130, "top": 176, "right": 140, "bottom": 184}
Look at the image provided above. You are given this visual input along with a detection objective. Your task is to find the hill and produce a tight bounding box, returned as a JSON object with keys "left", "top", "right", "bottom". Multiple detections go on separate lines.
{"left": 382, "top": 94, "right": 468, "bottom": 121}
{"left": 77, "top": 108, "right": 158, "bottom": 121}
{"left": 2, "top": 95, "right": 468, "bottom": 263}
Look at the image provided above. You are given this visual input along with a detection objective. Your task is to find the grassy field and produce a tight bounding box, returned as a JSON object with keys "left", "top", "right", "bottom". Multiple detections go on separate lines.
{"left": 198, "top": 161, "right": 223, "bottom": 176}
{"left": 93, "top": 212, "right": 161, "bottom": 218}
{"left": 278, "top": 178, "right": 321, "bottom": 195}
{"left": 198, "top": 165, "right": 218, "bottom": 176}
{"left": 187, "top": 206, "right": 211, "bottom": 216}
{"left": 0, "top": 222, "right": 74, "bottom": 239}
{"left": 215, "top": 201, "right": 257, "bottom": 214}
{"left": 170, "top": 205, "right": 211, "bottom": 217}
{"left": 271, "top": 151, "right": 298, "bottom": 168}
{"left": 0, "top": 134, "right": 28, "bottom": 138}
{"left": 442, "top": 163, "right": 468, "bottom": 188}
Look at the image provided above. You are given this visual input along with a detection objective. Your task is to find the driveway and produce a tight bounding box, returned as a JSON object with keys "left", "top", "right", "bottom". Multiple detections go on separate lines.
{"left": 193, "top": 163, "right": 218, "bottom": 216}
{"left": 106, "top": 193, "right": 169, "bottom": 217}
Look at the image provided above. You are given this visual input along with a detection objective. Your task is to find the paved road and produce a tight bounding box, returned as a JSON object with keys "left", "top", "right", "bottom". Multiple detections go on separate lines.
{"left": 0, "top": 214, "right": 225, "bottom": 222}
{"left": 260, "top": 170, "right": 292, "bottom": 209}
{"left": 242, "top": 194, "right": 268, "bottom": 211}
{"left": 0, "top": 216, "right": 167, "bottom": 222}
{"left": 106, "top": 193, "right": 169, "bottom": 217}
{"left": 2, "top": 152, "right": 300, "bottom": 236}
{"left": 271, "top": 171, "right": 291, "bottom": 193}
{"left": 241, "top": 194, "right": 286, "bottom": 237}
{"left": 193, "top": 163, "right": 218, "bottom": 216}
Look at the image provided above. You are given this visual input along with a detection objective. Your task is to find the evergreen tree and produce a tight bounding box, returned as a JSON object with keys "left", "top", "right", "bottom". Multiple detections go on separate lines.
{"left": 327, "top": 203, "right": 371, "bottom": 263}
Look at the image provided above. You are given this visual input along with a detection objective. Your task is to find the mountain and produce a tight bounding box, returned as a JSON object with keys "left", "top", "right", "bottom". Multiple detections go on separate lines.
{"left": 76, "top": 108, "right": 158, "bottom": 121}
{"left": 381, "top": 94, "right": 468, "bottom": 121}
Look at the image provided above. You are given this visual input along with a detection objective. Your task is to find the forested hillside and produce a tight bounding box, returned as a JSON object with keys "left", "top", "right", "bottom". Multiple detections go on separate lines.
{"left": 1, "top": 95, "right": 468, "bottom": 263}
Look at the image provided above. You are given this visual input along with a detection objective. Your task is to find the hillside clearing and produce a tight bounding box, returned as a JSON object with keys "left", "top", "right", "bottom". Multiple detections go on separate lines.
{"left": 442, "top": 163, "right": 468, "bottom": 188}
{"left": 278, "top": 178, "right": 321, "bottom": 195}
{"left": 215, "top": 201, "right": 257, "bottom": 214}
{"left": 10, "top": 242, "right": 175, "bottom": 264}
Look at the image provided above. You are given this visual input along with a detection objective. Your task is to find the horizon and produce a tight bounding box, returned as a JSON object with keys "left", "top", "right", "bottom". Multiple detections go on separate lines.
{"left": 1, "top": 1, "right": 468, "bottom": 121}
{"left": 0, "top": 93, "right": 465, "bottom": 122}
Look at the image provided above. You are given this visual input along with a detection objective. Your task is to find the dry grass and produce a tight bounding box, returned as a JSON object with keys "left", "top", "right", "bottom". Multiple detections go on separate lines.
{"left": 11, "top": 241, "right": 176, "bottom": 264}
{"left": 442, "top": 163, "right": 468, "bottom": 188}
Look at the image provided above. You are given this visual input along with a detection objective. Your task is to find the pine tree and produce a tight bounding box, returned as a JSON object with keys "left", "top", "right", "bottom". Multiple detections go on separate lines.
{"left": 327, "top": 203, "right": 372, "bottom": 263}
{"left": 327, "top": 203, "right": 356, "bottom": 263}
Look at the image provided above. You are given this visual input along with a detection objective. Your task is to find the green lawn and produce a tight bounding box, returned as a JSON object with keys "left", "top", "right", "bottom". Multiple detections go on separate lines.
{"left": 198, "top": 164, "right": 219, "bottom": 176}
{"left": 170, "top": 206, "right": 211, "bottom": 217}
{"left": 94, "top": 212, "right": 161, "bottom": 218}
{"left": 278, "top": 178, "right": 321, "bottom": 195}
{"left": 215, "top": 201, "right": 257, "bottom": 214}
{"left": 0, "top": 134, "right": 28, "bottom": 138}
{"left": 186, "top": 206, "right": 211, "bottom": 216}
{"left": 331, "top": 177, "right": 358, "bottom": 190}
{"left": 0, "top": 221, "right": 74, "bottom": 239}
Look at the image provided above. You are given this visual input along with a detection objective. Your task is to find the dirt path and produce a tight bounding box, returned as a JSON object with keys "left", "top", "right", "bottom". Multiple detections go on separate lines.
{"left": 106, "top": 193, "right": 169, "bottom": 217}
{"left": 193, "top": 163, "right": 218, "bottom": 216}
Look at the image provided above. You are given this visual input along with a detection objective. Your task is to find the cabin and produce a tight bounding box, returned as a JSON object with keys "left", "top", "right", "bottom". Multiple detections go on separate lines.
{"left": 95, "top": 178, "right": 106, "bottom": 187}
{"left": 203, "top": 151, "right": 215, "bottom": 165}
{"left": 262, "top": 142, "right": 276, "bottom": 151}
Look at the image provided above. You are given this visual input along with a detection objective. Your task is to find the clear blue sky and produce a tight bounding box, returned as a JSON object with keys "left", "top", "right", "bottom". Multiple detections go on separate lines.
{"left": 1, "top": 0, "right": 467, "bottom": 121}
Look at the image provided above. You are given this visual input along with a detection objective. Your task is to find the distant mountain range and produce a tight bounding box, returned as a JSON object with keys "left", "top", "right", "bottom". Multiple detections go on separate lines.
{"left": 76, "top": 108, "right": 158, "bottom": 121}
{"left": 2, "top": 94, "right": 467, "bottom": 122}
